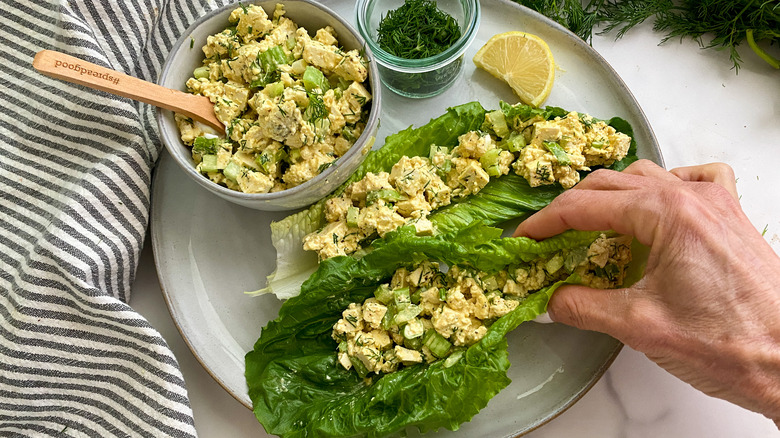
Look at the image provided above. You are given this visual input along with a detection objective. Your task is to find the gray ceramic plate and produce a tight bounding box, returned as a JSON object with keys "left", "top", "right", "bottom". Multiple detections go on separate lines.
{"left": 152, "top": 0, "right": 662, "bottom": 436}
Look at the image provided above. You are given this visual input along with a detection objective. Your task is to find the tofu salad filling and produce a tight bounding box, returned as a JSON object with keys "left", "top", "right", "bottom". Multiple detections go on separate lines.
{"left": 332, "top": 233, "right": 633, "bottom": 377}
{"left": 303, "top": 108, "right": 631, "bottom": 260}
{"left": 175, "top": 3, "right": 372, "bottom": 193}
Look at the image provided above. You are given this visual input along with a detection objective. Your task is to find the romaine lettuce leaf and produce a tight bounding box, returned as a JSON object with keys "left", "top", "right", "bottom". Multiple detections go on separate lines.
{"left": 255, "top": 102, "right": 639, "bottom": 299}
{"left": 245, "top": 224, "right": 608, "bottom": 438}
{"left": 251, "top": 102, "right": 487, "bottom": 298}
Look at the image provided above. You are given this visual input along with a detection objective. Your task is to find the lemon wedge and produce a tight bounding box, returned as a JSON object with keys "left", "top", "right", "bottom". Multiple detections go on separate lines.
{"left": 473, "top": 32, "right": 555, "bottom": 107}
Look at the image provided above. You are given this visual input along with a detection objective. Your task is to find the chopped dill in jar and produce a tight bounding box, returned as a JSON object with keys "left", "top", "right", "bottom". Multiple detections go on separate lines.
{"left": 377, "top": 0, "right": 462, "bottom": 59}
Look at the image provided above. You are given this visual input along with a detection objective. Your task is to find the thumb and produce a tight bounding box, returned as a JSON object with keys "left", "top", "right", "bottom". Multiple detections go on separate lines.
{"left": 547, "top": 285, "right": 635, "bottom": 337}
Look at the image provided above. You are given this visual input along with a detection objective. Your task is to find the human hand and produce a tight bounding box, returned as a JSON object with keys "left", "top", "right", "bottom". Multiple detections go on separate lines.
{"left": 514, "top": 159, "right": 780, "bottom": 425}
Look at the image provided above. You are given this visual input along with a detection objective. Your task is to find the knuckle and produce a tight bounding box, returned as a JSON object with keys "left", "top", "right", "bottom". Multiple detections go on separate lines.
{"left": 625, "top": 158, "right": 659, "bottom": 174}
{"left": 549, "top": 289, "right": 592, "bottom": 329}
{"left": 589, "top": 167, "right": 616, "bottom": 180}
{"left": 707, "top": 162, "right": 735, "bottom": 180}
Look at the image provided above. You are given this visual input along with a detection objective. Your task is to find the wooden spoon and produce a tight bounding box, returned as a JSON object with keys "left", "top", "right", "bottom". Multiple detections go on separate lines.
{"left": 32, "top": 49, "right": 224, "bottom": 133}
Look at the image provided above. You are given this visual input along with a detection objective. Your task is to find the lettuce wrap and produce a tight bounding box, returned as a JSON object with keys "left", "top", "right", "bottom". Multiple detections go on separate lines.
{"left": 245, "top": 223, "right": 638, "bottom": 437}
{"left": 253, "top": 102, "right": 638, "bottom": 299}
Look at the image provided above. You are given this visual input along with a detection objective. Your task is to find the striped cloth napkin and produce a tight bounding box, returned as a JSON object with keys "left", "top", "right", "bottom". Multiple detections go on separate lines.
{"left": 0, "top": 0, "right": 233, "bottom": 435}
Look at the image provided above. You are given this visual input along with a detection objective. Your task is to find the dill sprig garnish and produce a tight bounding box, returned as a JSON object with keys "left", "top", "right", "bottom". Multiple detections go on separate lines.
{"left": 376, "top": 0, "right": 462, "bottom": 59}
{"left": 305, "top": 91, "right": 328, "bottom": 124}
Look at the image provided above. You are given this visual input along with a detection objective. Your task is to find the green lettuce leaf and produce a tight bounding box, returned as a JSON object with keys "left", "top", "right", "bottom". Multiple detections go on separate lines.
{"left": 252, "top": 102, "right": 487, "bottom": 298}
{"left": 246, "top": 224, "right": 608, "bottom": 437}
{"left": 429, "top": 173, "right": 563, "bottom": 234}
{"left": 254, "top": 102, "right": 639, "bottom": 299}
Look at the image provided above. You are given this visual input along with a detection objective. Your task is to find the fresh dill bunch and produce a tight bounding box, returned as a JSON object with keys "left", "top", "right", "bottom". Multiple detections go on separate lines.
{"left": 376, "top": 0, "right": 462, "bottom": 59}
{"left": 513, "top": 0, "right": 602, "bottom": 42}
{"left": 597, "top": 0, "right": 780, "bottom": 71}
{"left": 514, "top": 0, "right": 780, "bottom": 72}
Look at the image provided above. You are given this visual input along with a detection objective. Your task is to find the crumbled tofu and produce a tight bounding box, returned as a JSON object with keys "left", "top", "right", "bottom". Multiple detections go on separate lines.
{"left": 236, "top": 169, "right": 274, "bottom": 193}
{"left": 394, "top": 346, "right": 422, "bottom": 365}
{"left": 304, "top": 107, "right": 632, "bottom": 260}
{"left": 177, "top": 3, "right": 371, "bottom": 194}
{"left": 333, "top": 234, "right": 632, "bottom": 375}
{"left": 362, "top": 299, "right": 388, "bottom": 330}
{"left": 513, "top": 112, "right": 630, "bottom": 189}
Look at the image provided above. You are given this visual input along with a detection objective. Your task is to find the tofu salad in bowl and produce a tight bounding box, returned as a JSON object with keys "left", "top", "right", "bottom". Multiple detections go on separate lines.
{"left": 157, "top": 0, "right": 381, "bottom": 211}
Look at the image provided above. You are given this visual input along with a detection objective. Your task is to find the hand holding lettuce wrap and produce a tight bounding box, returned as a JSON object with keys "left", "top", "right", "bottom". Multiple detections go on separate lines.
{"left": 515, "top": 160, "right": 780, "bottom": 427}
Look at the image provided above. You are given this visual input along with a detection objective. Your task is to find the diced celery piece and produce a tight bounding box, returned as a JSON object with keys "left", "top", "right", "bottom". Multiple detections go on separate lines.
{"left": 481, "top": 275, "right": 499, "bottom": 292}
{"left": 265, "top": 81, "right": 284, "bottom": 97}
{"left": 410, "top": 288, "right": 422, "bottom": 305}
{"left": 499, "top": 131, "right": 526, "bottom": 152}
{"left": 422, "top": 329, "right": 451, "bottom": 358}
{"left": 193, "top": 66, "right": 210, "bottom": 79}
{"left": 486, "top": 110, "right": 510, "bottom": 138}
{"left": 366, "top": 189, "right": 403, "bottom": 204}
{"left": 381, "top": 305, "right": 396, "bottom": 330}
{"left": 438, "top": 288, "right": 447, "bottom": 302}
{"left": 288, "top": 148, "right": 301, "bottom": 163}
{"left": 393, "top": 303, "right": 421, "bottom": 325}
{"left": 338, "top": 341, "right": 348, "bottom": 353}
{"left": 349, "top": 356, "right": 369, "bottom": 378}
{"left": 544, "top": 141, "right": 571, "bottom": 165}
{"left": 303, "top": 65, "right": 329, "bottom": 92}
{"left": 486, "top": 165, "right": 502, "bottom": 177}
{"left": 374, "top": 284, "right": 394, "bottom": 305}
{"left": 260, "top": 45, "right": 289, "bottom": 72}
{"left": 393, "top": 287, "right": 411, "bottom": 305}
{"left": 286, "top": 35, "right": 297, "bottom": 50}
{"left": 479, "top": 149, "right": 501, "bottom": 169}
{"left": 591, "top": 140, "right": 606, "bottom": 149}
{"left": 200, "top": 154, "right": 218, "bottom": 173}
{"left": 443, "top": 350, "right": 464, "bottom": 368}
{"left": 291, "top": 59, "right": 307, "bottom": 75}
{"left": 192, "top": 136, "right": 219, "bottom": 155}
{"left": 275, "top": 148, "right": 288, "bottom": 163}
{"left": 223, "top": 161, "right": 241, "bottom": 181}
{"left": 346, "top": 206, "right": 359, "bottom": 228}
{"left": 404, "top": 336, "right": 423, "bottom": 351}
{"left": 564, "top": 247, "right": 588, "bottom": 272}
{"left": 341, "top": 126, "right": 357, "bottom": 142}
{"left": 545, "top": 253, "right": 564, "bottom": 274}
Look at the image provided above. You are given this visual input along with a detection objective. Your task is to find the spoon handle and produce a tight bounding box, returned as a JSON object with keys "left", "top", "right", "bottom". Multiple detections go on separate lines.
{"left": 32, "top": 49, "right": 224, "bottom": 132}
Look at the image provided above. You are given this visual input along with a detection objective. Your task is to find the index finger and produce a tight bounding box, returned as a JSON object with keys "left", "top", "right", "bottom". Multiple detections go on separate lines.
{"left": 512, "top": 188, "right": 658, "bottom": 247}
{"left": 670, "top": 163, "right": 738, "bottom": 200}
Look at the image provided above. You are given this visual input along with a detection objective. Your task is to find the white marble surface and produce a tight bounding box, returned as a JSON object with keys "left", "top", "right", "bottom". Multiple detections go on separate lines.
{"left": 131, "top": 15, "right": 780, "bottom": 438}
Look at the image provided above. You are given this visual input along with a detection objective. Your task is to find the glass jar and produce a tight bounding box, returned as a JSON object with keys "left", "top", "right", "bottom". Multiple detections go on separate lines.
{"left": 355, "top": 0, "right": 480, "bottom": 98}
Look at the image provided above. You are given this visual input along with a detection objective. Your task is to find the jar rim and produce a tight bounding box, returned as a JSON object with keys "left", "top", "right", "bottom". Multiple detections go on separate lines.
{"left": 354, "top": 0, "right": 481, "bottom": 74}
